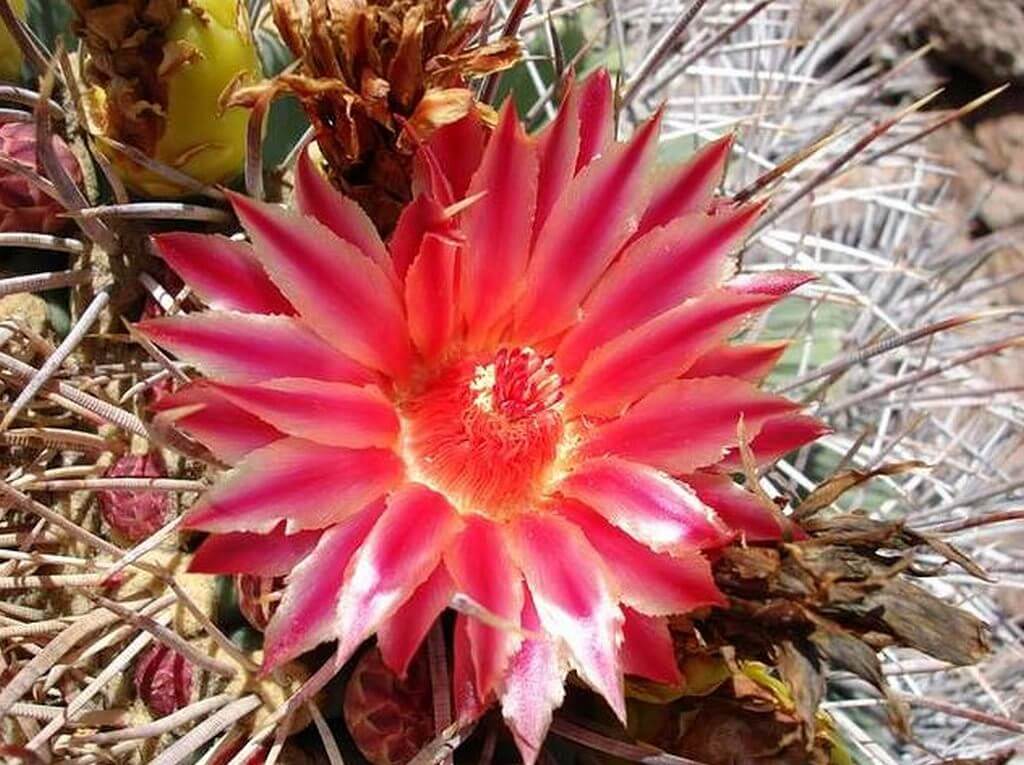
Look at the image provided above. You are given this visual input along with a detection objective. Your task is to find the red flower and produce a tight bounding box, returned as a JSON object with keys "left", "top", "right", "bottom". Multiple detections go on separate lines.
{"left": 139, "top": 70, "right": 825, "bottom": 762}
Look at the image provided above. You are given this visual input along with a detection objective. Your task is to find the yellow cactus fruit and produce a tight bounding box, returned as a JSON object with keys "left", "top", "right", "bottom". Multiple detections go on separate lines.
{"left": 73, "top": 0, "right": 261, "bottom": 197}
{"left": 0, "top": 0, "right": 27, "bottom": 82}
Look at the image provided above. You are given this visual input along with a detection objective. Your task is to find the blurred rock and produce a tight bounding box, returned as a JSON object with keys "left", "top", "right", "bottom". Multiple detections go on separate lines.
{"left": 0, "top": 293, "right": 48, "bottom": 336}
{"left": 0, "top": 293, "right": 49, "bottom": 362}
{"left": 923, "top": 0, "right": 1024, "bottom": 86}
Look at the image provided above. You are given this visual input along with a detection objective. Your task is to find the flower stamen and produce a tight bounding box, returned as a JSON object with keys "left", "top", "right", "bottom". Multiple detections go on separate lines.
{"left": 401, "top": 347, "right": 566, "bottom": 519}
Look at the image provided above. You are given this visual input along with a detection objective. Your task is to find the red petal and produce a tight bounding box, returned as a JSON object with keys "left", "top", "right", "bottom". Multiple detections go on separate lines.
{"left": 405, "top": 232, "right": 459, "bottom": 360}
{"left": 685, "top": 341, "right": 789, "bottom": 383}
{"left": 509, "top": 513, "right": 625, "bottom": 722}
{"left": 209, "top": 378, "right": 399, "bottom": 449}
{"left": 152, "top": 233, "right": 294, "bottom": 315}
{"left": 557, "top": 500, "right": 725, "bottom": 616}
{"left": 500, "top": 588, "right": 565, "bottom": 765}
{"left": 533, "top": 82, "right": 580, "bottom": 238}
{"left": 137, "top": 312, "right": 372, "bottom": 385}
{"left": 680, "top": 472, "right": 788, "bottom": 542}
{"left": 228, "top": 192, "right": 412, "bottom": 378}
{"left": 557, "top": 456, "right": 730, "bottom": 553}
{"left": 621, "top": 608, "right": 681, "bottom": 684}
{"left": 635, "top": 134, "right": 733, "bottom": 238}
{"left": 444, "top": 516, "right": 524, "bottom": 699}
{"left": 557, "top": 205, "right": 764, "bottom": 376}
{"left": 183, "top": 438, "right": 403, "bottom": 534}
{"left": 378, "top": 565, "right": 454, "bottom": 678}
{"left": 727, "top": 269, "right": 813, "bottom": 296}
{"left": 388, "top": 194, "right": 452, "bottom": 280}
{"left": 453, "top": 613, "right": 488, "bottom": 724}
{"left": 460, "top": 102, "right": 539, "bottom": 342}
{"left": 515, "top": 112, "right": 662, "bottom": 343}
{"left": 334, "top": 484, "right": 463, "bottom": 664}
{"left": 294, "top": 147, "right": 391, "bottom": 269}
{"left": 153, "top": 382, "right": 280, "bottom": 464}
{"left": 576, "top": 69, "right": 613, "bottom": 172}
{"left": 190, "top": 524, "right": 320, "bottom": 576}
{"left": 413, "top": 113, "right": 487, "bottom": 201}
{"left": 717, "top": 413, "right": 829, "bottom": 469}
{"left": 263, "top": 500, "right": 384, "bottom": 670}
{"left": 567, "top": 289, "right": 777, "bottom": 417}
{"left": 581, "top": 377, "right": 798, "bottom": 474}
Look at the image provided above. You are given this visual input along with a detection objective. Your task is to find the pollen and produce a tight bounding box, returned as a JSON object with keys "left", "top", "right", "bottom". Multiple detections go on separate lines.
{"left": 401, "top": 348, "right": 568, "bottom": 519}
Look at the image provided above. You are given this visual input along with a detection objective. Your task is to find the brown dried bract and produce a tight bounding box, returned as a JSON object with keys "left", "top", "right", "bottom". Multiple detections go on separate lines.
{"left": 68, "top": 0, "right": 187, "bottom": 155}
{"left": 244, "top": 0, "right": 520, "bottom": 233}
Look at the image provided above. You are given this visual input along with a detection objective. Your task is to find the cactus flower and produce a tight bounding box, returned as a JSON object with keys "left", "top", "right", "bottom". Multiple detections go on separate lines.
{"left": 139, "top": 70, "right": 825, "bottom": 763}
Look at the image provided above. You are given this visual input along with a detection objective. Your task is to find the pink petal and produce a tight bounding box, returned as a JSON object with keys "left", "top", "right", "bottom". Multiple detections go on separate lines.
{"left": 567, "top": 289, "right": 778, "bottom": 417}
{"left": 405, "top": 232, "right": 459, "bottom": 360}
{"left": 680, "top": 472, "right": 788, "bottom": 542}
{"left": 717, "top": 413, "right": 830, "bottom": 469}
{"left": 152, "top": 382, "right": 281, "bottom": 464}
{"left": 209, "top": 378, "right": 399, "bottom": 449}
{"left": 500, "top": 588, "right": 565, "bottom": 765}
{"left": 514, "top": 112, "right": 662, "bottom": 343}
{"left": 581, "top": 377, "right": 799, "bottom": 474}
{"left": 508, "top": 513, "right": 625, "bottom": 722}
{"left": 137, "top": 311, "right": 372, "bottom": 385}
{"left": 726, "top": 269, "right": 813, "bottom": 296}
{"left": 556, "top": 500, "right": 725, "bottom": 616}
{"left": 334, "top": 484, "right": 463, "bottom": 665}
{"left": 228, "top": 192, "right": 412, "bottom": 378}
{"left": 263, "top": 500, "right": 385, "bottom": 670}
{"left": 183, "top": 438, "right": 403, "bottom": 534}
{"left": 557, "top": 456, "right": 731, "bottom": 553}
{"left": 453, "top": 613, "right": 488, "bottom": 724}
{"left": 294, "top": 147, "right": 391, "bottom": 269}
{"left": 556, "top": 204, "right": 764, "bottom": 376}
{"left": 190, "top": 524, "right": 321, "bottom": 576}
{"left": 152, "top": 233, "right": 294, "bottom": 315}
{"left": 377, "top": 565, "right": 455, "bottom": 678}
{"left": 685, "top": 341, "right": 789, "bottom": 383}
{"left": 533, "top": 82, "right": 580, "bottom": 238}
{"left": 413, "top": 112, "right": 487, "bottom": 201}
{"left": 460, "top": 102, "right": 539, "bottom": 342}
{"left": 388, "top": 194, "right": 452, "bottom": 280}
{"left": 444, "top": 516, "right": 524, "bottom": 699}
{"left": 635, "top": 134, "right": 733, "bottom": 238}
{"left": 576, "top": 69, "right": 613, "bottom": 172}
{"left": 621, "top": 608, "right": 681, "bottom": 684}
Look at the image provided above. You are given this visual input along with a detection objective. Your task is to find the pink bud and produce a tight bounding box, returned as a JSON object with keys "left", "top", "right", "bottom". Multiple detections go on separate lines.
{"left": 98, "top": 452, "right": 171, "bottom": 542}
{"left": 344, "top": 647, "right": 434, "bottom": 765}
{"left": 133, "top": 643, "right": 194, "bottom": 717}
{"left": 0, "top": 122, "right": 83, "bottom": 234}
{"left": 235, "top": 573, "right": 284, "bottom": 632}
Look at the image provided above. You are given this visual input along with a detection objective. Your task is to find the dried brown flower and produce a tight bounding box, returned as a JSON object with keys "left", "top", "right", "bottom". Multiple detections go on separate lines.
{"left": 234, "top": 0, "right": 520, "bottom": 231}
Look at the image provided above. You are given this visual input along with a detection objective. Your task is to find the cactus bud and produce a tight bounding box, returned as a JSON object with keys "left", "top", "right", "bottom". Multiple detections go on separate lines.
{"left": 344, "top": 647, "right": 434, "bottom": 765}
{"left": 97, "top": 452, "right": 171, "bottom": 542}
{"left": 0, "top": 122, "right": 84, "bottom": 234}
{"left": 235, "top": 574, "right": 283, "bottom": 632}
{"left": 133, "top": 643, "right": 195, "bottom": 717}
